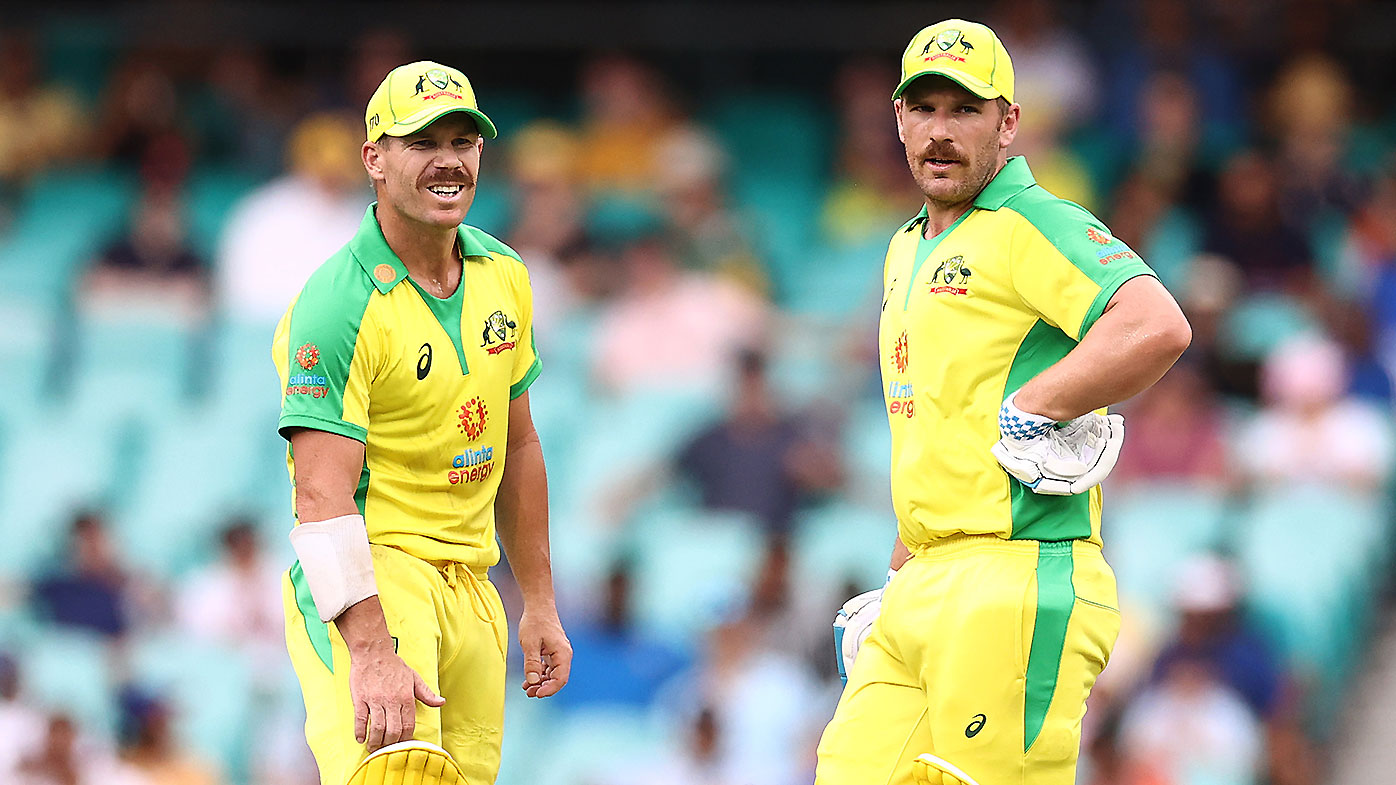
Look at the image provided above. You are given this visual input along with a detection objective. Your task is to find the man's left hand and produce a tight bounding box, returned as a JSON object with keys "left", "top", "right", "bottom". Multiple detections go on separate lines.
{"left": 518, "top": 608, "right": 571, "bottom": 698}
{"left": 991, "top": 395, "right": 1125, "bottom": 495}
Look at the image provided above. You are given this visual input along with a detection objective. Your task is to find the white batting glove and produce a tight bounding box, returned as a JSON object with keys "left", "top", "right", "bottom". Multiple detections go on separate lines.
{"left": 833, "top": 586, "right": 883, "bottom": 685}
{"left": 990, "top": 391, "right": 1125, "bottom": 496}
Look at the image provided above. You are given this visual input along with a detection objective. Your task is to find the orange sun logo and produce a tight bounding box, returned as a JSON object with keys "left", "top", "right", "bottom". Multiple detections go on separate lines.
{"left": 458, "top": 397, "right": 488, "bottom": 439}
{"left": 1087, "top": 227, "right": 1112, "bottom": 245}
{"left": 893, "top": 332, "right": 909, "bottom": 373}
{"left": 295, "top": 343, "right": 320, "bottom": 371}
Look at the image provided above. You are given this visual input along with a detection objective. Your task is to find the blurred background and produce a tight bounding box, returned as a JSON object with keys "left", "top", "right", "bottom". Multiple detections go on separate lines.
{"left": 0, "top": 1, "right": 1394, "bottom": 784}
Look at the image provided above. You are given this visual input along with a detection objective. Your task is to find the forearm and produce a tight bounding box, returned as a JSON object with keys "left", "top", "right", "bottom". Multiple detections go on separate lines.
{"left": 334, "top": 596, "right": 393, "bottom": 653}
{"left": 497, "top": 432, "right": 556, "bottom": 608}
{"left": 1015, "top": 281, "right": 1191, "bottom": 421}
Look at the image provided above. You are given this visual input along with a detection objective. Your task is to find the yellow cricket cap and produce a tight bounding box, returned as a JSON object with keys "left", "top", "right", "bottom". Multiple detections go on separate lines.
{"left": 892, "top": 20, "right": 1015, "bottom": 104}
{"left": 364, "top": 61, "right": 497, "bottom": 142}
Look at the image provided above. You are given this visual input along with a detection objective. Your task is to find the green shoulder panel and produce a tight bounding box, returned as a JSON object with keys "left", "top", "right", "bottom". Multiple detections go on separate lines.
{"left": 278, "top": 250, "right": 376, "bottom": 441}
{"left": 1001, "top": 189, "right": 1157, "bottom": 338}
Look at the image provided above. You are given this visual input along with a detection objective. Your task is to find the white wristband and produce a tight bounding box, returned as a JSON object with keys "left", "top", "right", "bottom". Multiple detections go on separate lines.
{"left": 289, "top": 514, "right": 378, "bottom": 622}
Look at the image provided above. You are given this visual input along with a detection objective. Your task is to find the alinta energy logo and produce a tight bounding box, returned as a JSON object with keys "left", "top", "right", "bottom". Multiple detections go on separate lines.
{"left": 893, "top": 331, "right": 910, "bottom": 373}
{"left": 1087, "top": 226, "right": 1140, "bottom": 265}
{"left": 450, "top": 396, "right": 494, "bottom": 484}
{"left": 889, "top": 332, "right": 914, "bottom": 418}
{"left": 458, "top": 396, "right": 488, "bottom": 439}
{"left": 287, "top": 343, "right": 329, "bottom": 398}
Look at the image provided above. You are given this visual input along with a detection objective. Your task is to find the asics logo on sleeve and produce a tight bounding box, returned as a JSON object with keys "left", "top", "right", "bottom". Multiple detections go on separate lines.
{"left": 965, "top": 713, "right": 987, "bottom": 738}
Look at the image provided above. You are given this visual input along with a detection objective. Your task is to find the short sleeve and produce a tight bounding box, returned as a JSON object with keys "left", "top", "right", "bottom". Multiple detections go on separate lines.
{"left": 1007, "top": 200, "right": 1157, "bottom": 340}
{"left": 273, "top": 264, "right": 379, "bottom": 442}
{"left": 509, "top": 265, "right": 542, "bottom": 399}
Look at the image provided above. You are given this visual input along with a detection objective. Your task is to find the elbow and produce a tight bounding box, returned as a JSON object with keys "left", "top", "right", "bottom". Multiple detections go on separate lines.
{"left": 1154, "top": 311, "right": 1192, "bottom": 363}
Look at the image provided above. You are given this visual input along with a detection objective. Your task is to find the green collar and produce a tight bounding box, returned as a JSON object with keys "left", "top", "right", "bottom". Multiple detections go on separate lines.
{"left": 973, "top": 156, "right": 1037, "bottom": 210}
{"left": 903, "top": 156, "right": 1038, "bottom": 233}
{"left": 349, "top": 203, "right": 494, "bottom": 294}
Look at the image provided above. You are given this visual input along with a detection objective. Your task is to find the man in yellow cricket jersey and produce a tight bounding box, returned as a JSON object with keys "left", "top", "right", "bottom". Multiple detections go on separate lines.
{"left": 815, "top": 20, "right": 1192, "bottom": 785}
{"left": 272, "top": 61, "right": 570, "bottom": 785}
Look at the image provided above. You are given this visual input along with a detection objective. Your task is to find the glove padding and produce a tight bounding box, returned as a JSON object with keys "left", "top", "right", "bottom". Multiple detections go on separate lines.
{"left": 833, "top": 587, "right": 882, "bottom": 685}
{"left": 991, "top": 411, "right": 1125, "bottom": 496}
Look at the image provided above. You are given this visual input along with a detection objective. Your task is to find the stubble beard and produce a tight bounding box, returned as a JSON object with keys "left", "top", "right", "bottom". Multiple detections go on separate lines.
{"left": 911, "top": 134, "right": 1003, "bottom": 211}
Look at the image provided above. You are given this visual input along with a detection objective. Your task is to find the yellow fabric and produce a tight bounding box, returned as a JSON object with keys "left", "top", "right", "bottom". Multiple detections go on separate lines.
{"left": 365, "top": 61, "right": 496, "bottom": 141}
{"left": 273, "top": 219, "right": 540, "bottom": 570}
{"left": 894, "top": 20, "right": 1015, "bottom": 102}
{"left": 284, "top": 545, "right": 507, "bottom": 785}
{"left": 878, "top": 158, "right": 1153, "bottom": 549}
{"left": 815, "top": 537, "right": 1120, "bottom": 785}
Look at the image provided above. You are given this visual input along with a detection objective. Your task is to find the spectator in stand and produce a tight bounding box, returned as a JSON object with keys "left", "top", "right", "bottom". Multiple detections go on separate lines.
{"left": 592, "top": 236, "right": 768, "bottom": 395}
{"left": 821, "top": 59, "right": 917, "bottom": 249}
{"left": 655, "top": 127, "right": 767, "bottom": 296}
{"left": 1113, "top": 362, "right": 1231, "bottom": 488}
{"left": 215, "top": 112, "right": 366, "bottom": 325}
{"left": 1150, "top": 555, "right": 1285, "bottom": 722}
{"left": 0, "top": 33, "right": 85, "bottom": 193}
{"left": 13, "top": 714, "right": 113, "bottom": 785}
{"left": 1236, "top": 335, "right": 1393, "bottom": 491}
{"left": 111, "top": 689, "right": 222, "bottom": 785}
{"left": 642, "top": 707, "right": 738, "bottom": 785}
{"left": 175, "top": 520, "right": 284, "bottom": 676}
{"left": 503, "top": 120, "right": 588, "bottom": 339}
{"left": 673, "top": 352, "right": 843, "bottom": 536}
{"left": 1117, "top": 654, "right": 1264, "bottom": 785}
{"left": 552, "top": 561, "right": 689, "bottom": 709}
{"left": 1202, "top": 151, "right": 1314, "bottom": 294}
{"left": 0, "top": 653, "right": 46, "bottom": 782}
{"left": 1267, "top": 55, "right": 1363, "bottom": 224}
{"left": 83, "top": 189, "right": 207, "bottom": 305}
{"left": 574, "top": 55, "right": 679, "bottom": 193}
{"left": 30, "top": 512, "right": 134, "bottom": 639}
{"left": 93, "top": 57, "right": 182, "bottom": 167}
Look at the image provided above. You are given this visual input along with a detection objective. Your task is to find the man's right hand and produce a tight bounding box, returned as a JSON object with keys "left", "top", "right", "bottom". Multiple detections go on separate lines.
{"left": 349, "top": 640, "right": 445, "bottom": 751}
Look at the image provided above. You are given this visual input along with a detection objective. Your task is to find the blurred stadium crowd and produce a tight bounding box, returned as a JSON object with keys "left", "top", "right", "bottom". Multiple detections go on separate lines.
{"left": 1, "top": 1, "right": 1395, "bottom": 784}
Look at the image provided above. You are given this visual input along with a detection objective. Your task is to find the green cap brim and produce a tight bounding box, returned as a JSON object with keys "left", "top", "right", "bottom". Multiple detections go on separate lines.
{"left": 376, "top": 106, "right": 498, "bottom": 141}
{"left": 891, "top": 68, "right": 1001, "bottom": 102}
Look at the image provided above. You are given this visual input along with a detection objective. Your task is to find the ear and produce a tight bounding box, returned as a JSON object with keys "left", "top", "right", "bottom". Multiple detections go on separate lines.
{"left": 362, "top": 140, "right": 386, "bottom": 184}
{"left": 998, "top": 103, "right": 1020, "bottom": 150}
{"left": 893, "top": 98, "right": 906, "bottom": 145}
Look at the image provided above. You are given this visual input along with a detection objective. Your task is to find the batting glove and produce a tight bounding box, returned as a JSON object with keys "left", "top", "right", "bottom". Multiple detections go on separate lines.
{"left": 833, "top": 583, "right": 886, "bottom": 685}
{"left": 990, "top": 391, "right": 1125, "bottom": 496}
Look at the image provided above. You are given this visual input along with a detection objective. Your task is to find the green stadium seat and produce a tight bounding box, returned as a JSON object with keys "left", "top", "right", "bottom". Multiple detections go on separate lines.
{"left": 513, "top": 705, "right": 668, "bottom": 785}
{"left": 131, "top": 633, "right": 255, "bottom": 783}
{"left": 1103, "top": 482, "right": 1233, "bottom": 607}
{"left": 792, "top": 501, "right": 897, "bottom": 594}
{"left": 66, "top": 302, "right": 200, "bottom": 423}
{"left": 1236, "top": 487, "right": 1388, "bottom": 700}
{"left": 1219, "top": 294, "right": 1319, "bottom": 361}
{"left": 0, "top": 412, "right": 124, "bottom": 579}
{"left": 630, "top": 508, "right": 767, "bottom": 646}
{"left": 0, "top": 168, "right": 137, "bottom": 290}
{"left": 21, "top": 626, "right": 117, "bottom": 736}
{"left": 186, "top": 167, "right": 262, "bottom": 260}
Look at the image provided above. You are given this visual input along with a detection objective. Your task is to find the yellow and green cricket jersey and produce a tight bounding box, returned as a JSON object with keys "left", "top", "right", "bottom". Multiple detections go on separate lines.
{"left": 273, "top": 204, "right": 541, "bottom": 570}
{"left": 879, "top": 157, "right": 1156, "bottom": 548}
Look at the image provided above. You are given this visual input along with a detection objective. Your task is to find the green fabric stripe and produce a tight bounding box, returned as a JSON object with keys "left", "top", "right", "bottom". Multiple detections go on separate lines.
{"left": 1002, "top": 320, "right": 1091, "bottom": 540}
{"left": 510, "top": 357, "right": 542, "bottom": 399}
{"left": 1024, "top": 541, "right": 1075, "bottom": 751}
{"left": 406, "top": 278, "right": 469, "bottom": 375}
{"left": 277, "top": 414, "right": 367, "bottom": 443}
{"left": 903, "top": 209, "right": 973, "bottom": 310}
{"left": 289, "top": 562, "right": 335, "bottom": 672}
{"left": 354, "top": 461, "right": 370, "bottom": 516}
{"left": 282, "top": 259, "right": 375, "bottom": 429}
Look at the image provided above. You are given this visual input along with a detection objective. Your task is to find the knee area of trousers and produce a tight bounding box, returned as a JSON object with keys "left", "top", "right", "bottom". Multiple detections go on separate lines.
{"left": 912, "top": 752, "right": 983, "bottom": 785}
{"left": 345, "top": 740, "right": 466, "bottom": 785}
